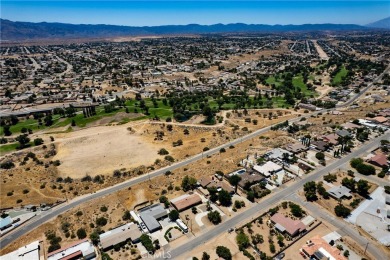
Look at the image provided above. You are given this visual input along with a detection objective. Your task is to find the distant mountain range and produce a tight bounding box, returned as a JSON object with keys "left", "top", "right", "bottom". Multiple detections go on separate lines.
{"left": 366, "top": 16, "right": 390, "bottom": 29}
{"left": 1, "top": 18, "right": 389, "bottom": 41}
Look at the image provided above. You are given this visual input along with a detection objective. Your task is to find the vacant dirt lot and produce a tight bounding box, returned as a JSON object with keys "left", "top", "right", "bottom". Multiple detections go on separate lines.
{"left": 54, "top": 125, "right": 159, "bottom": 178}
{"left": 0, "top": 124, "right": 293, "bottom": 255}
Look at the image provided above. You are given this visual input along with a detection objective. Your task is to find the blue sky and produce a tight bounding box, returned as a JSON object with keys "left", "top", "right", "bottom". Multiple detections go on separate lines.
{"left": 1, "top": 1, "right": 389, "bottom": 26}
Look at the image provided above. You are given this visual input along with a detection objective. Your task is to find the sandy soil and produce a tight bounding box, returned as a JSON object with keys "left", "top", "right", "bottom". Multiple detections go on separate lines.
{"left": 0, "top": 122, "right": 294, "bottom": 255}
{"left": 312, "top": 40, "right": 329, "bottom": 60}
{"left": 184, "top": 230, "right": 242, "bottom": 259}
{"left": 54, "top": 125, "right": 159, "bottom": 178}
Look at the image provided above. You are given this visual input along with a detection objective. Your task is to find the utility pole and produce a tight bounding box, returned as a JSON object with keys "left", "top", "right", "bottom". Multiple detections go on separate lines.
{"left": 364, "top": 242, "right": 369, "bottom": 255}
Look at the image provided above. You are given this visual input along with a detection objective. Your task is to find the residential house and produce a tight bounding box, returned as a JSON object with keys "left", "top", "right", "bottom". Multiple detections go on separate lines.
{"left": 285, "top": 143, "right": 308, "bottom": 154}
{"left": 368, "top": 153, "right": 388, "bottom": 168}
{"left": 270, "top": 213, "right": 306, "bottom": 237}
{"left": 138, "top": 204, "right": 168, "bottom": 233}
{"left": 322, "top": 134, "right": 339, "bottom": 146}
{"left": 238, "top": 172, "right": 265, "bottom": 188}
{"left": 301, "top": 235, "right": 347, "bottom": 260}
{"left": 311, "top": 140, "right": 329, "bottom": 151}
{"left": 265, "top": 148, "right": 292, "bottom": 162}
{"left": 371, "top": 116, "right": 388, "bottom": 124}
{"left": 253, "top": 161, "right": 283, "bottom": 177}
{"left": 99, "top": 223, "right": 142, "bottom": 250}
{"left": 198, "top": 176, "right": 234, "bottom": 194}
{"left": 336, "top": 129, "right": 352, "bottom": 138}
{"left": 0, "top": 241, "right": 41, "bottom": 260}
{"left": 47, "top": 239, "right": 96, "bottom": 260}
{"left": 170, "top": 193, "right": 202, "bottom": 212}
{"left": 327, "top": 186, "right": 352, "bottom": 200}
{"left": 298, "top": 162, "right": 313, "bottom": 173}
{"left": 298, "top": 103, "right": 317, "bottom": 111}
{"left": 341, "top": 122, "right": 362, "bottom": 131}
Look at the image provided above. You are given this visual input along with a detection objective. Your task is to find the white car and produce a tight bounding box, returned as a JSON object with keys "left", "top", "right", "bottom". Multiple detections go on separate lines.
{"left": 139, "top": 222, "right": 148, "bottom": 233}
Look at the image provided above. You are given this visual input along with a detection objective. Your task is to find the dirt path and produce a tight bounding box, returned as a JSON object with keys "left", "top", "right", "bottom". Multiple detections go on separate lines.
{"left": 312, "top": 40, "right": 329, "bottom": 60}
{"left": 30, "top": 186, "right": 63, "bottom": 201}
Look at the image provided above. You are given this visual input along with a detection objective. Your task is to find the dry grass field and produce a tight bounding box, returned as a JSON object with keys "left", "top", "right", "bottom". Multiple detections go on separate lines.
{"left": 0, "top": 122, "right": 293, "bottom": 255}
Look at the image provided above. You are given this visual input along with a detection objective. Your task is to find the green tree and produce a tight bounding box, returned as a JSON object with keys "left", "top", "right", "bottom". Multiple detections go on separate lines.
{"left": 236, "top": 232, "right": 250, "bottom": 250}
{"left": 90, "top": 231, "right": 100, "bottom": 245}
{"left": 289, "top": 203, "right": 304, "bottom": 218}
{"left": 3, "top": 125, "right": 12, "bottom": 136}
{"left": 34, "top": 138, "right": 44, "bottom": 146}
{"left": 350, "top": 158, "right": 363, "bottom": 168}
{"left": 247, "top": 191, "right": 255, "bottom": 202}
{"left": 44, "top": 115, "right": 53, "bottom": 126}
{"left": 356, "top": 180, "right": 371, "bottom": 196}
{"left": 315, "top": 152, "right": 325, "bottom": 161}
{"left": 208, "top": 187, "right": 219, "bottom": 203}
{"left": 251, "top": 234, "right": 264, "bottom": 245}
{"left": 355, "top": 163, "right": 376, "bottom": 175}
{"left": 323, "top": 174, "right": 337, "bottom": 183}
{"left": 96, "top": 217, "right": 107, "bottom": 226}
{"left": 334, "top": 204, "right": 351, "bottom": 218}
{"left": 16, "top": 134, "right": 30, "bottom": 149}
{"left": 218, "top": 189, "right": 232, "bottom": 206}
{"left": 76, "top": 228, "right": 87, "bottom": 239}
{"left": 122, "top": 210, "right": 131, "bottom": 220}
{"left": 229, "top": 175, "right": 242, "bottom": 193}
{"left": 181, "top": 175, "right": 197, "bottom": 191}
{"left": 169, "top": 210, "right": 180, "bottom": 221}
{"left": 341, "top": 177, "right": 356, "bottom": 192}
{"left": 303, "top": 181, "right": 317, "bottom": 201}
{"left": 201, "top": 252, "right": 210, "bottom": 260}
{"left": 207, "top": 210, "right": 222, "bottom": 224}
{"left": 216, "top": 246, "right": 232, "bottom": 260}
{"left": 140, "top": 234, "right": 155, "bottom": 254}
{"left": 158, "top": 148, "right": 169, "bottom": 155}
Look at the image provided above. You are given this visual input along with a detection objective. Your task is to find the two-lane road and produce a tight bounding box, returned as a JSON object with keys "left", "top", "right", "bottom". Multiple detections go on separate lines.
{"left": 1, "top": 63, "right": 388, "bottom": 250}
{"left": 0, "top": 110, "right": 305, "bottom": 248}
{"left": 289, "top": 194, "right": 383, "bottom": 260}
{"left": 165, "top": 131, "right": 389, "bottom": 259}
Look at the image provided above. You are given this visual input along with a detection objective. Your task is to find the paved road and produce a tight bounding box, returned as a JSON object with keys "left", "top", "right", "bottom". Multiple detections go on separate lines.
{"left": 0, "top": 110, "right": 305, "bottom": 248}
{"left": 338, "top": 63, "right": 390, "bottom": 107}
{"left": 1, "top": 63, "right": 388, "bottom": 249}
{"left": 164, "top": 131, "right": 389, "bottom": 259}
{"left": 289, "top": 194, "right": 382, "bottom": 260}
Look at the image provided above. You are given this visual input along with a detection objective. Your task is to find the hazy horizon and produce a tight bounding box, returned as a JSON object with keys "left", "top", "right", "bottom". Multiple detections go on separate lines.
{"left": 1, "top": 1, "right": 389, "bottom": 26}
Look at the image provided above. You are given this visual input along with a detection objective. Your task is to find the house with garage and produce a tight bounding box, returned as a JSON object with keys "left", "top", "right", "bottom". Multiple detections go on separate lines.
{"left": 270, "top": 213, "right": 306, "bottom": 237}
{"left": 138, "top": 204, "right": 168, "bottom": 233}
{"left": 327, "top": 186, "right": 352, "bottom": 200}
{"left": 170, "top": 193, "right": 202, "bottom": 212}
{"left": 99, "top": 223, "right": 142, "bottom": 250}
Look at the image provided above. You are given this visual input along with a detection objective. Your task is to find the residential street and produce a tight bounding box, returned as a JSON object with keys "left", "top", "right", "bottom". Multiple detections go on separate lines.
{"left": 163, "top": 131, "right": 389, "bottom": 260}
{"left": 1, "top": 64, "right": 389, "bottom": 252}
{"left": 289, "top": 194, "right": 383, "bottom": 260}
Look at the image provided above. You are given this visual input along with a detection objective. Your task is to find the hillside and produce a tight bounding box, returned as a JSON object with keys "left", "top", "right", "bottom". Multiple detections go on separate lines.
{"left": 366, "top": 16, "right": 390, "bottom": 29}
{"left": 0, "top": 19, "right": 368, "bottom": 41}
